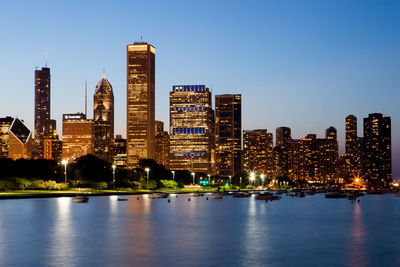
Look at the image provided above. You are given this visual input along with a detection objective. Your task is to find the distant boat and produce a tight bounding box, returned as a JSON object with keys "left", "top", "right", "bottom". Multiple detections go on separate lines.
{"left": 233, "top": 192, "right": 251, "bottom": 198}
{"left": 255, "top": 194, "right": 281, "bottom": 201}
{"left": 148, "top": 192, "right": 169, "bottom": 199}
{"left": 73, "top": 196, "right": 89, "bottom": 203}
{"left": 118, "top": 198, "right": 128, "bottom": 201}
{"left": 188, "top": 192, "right": 204, "bottom": 197}
{"left": 211, "top": 193, "right": 224, "bottom": 199}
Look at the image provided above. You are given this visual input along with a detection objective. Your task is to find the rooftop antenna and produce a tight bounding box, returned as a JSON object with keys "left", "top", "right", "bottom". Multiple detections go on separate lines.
{"left": 102, "top": 67, "right": 106, "bottom": 78}
{"left": 140, "top": 35, "right": 143, "bottom": 41}
{"left": 85, "top": 81, "right": 87, "bottom": 118}
{"left": 45, "top": 48, "right": 48, "bottom": 67}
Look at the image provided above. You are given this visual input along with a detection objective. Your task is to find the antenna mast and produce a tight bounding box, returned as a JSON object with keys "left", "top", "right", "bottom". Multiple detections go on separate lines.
{"left": 45, "top": 49, "right": 48, "bottom": 67}
{"left": 85, "top": 81, "right": 87, "bottom": 118}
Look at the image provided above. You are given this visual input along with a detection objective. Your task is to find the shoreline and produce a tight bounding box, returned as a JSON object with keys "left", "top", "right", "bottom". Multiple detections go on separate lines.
{"left": 0, "top": 189, "right": 223, "bottom": 200}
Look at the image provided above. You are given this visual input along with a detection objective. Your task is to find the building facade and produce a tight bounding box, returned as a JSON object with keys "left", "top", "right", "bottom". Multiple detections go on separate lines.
{"left": 0, "top": 116, "right": 14, "bottom": 158}
{"left": 93, "top": 74, "right": 114, "bottom": 163}
{"left": 34, "top": 67, "right": 53, "bottom": 158}
{"left": 62, "top": 113, "right": 94, "bottom": 161}
{"left": 243, "top": 129, "right": 274, "bottom": 177}
{"left": 276, "top": 127, "right": 291, "bottom": 147}
{"left": 287, "top": 131, "right": 338, "bottom": 183}
{"left": 154, "top": 120, "right": 170, "bottom": 168}
{"left": 8, "top": 118, "right": 33, "bottom": 160}
{"left": 126, "top": 42, "right": 155, "bottom": 168}
{"left": 345, "top": 115, "right": 362, "bottom": 178}
{"left": 170, "top": 85, "right": 214, "bottom": 174}
{"left": 363, "top": 113, "right": 392, "bottom": 188}
{"left": 215, "top": 94, "right": 242, "bottom": 177}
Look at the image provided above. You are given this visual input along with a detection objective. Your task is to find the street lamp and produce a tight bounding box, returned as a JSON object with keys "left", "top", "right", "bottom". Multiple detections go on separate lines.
{"left": 261, "top": 174, "right": 265, "bottom": 187}
{"left": 229, "top": 176, "right": 232, "bottom": 185}
{"left": 250, "top": 172, "right": 255, "bottom": 186}
{"left": 191, "top": 172, "right": 195, "bottom": 185}
{"left": 172, "top": 170, "right": 175, "bottom": 180}
{"left": 240, "top": 177, "right": 242, "bottom": 187}
{"left": 145, "top": 168, "right": 150, "bottom": 184}
{"left": 61, "top": 160, "right": 68, "bottom": 184}
{"left": 208, "top": 174, "right": 211, "bottom": 185}
{"left": 112, "top": 165, "right": 116, "bottom": 189}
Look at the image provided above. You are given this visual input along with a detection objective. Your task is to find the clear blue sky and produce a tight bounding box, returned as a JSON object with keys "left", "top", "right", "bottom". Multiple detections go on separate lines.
{"left": 0, "top": 0, "right": 399, "bottom": 177}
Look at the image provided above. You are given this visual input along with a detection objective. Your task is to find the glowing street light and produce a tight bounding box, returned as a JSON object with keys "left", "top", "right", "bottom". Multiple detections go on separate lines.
{"left": 145, "top": 168, "right": 150, "bottom": 184}
{"left": 191, "top": 172, "right": 195, "bottom": 185}
{"left": 261, "top": 174, "right": 265, "bottom": 187}
{"left": 61, "top": 160, "right": 68, "bottom": 184}
{"left": 171, "top": 170, "right": 175, "bottom": 180}
{"left": 250, "top": 172, "right": 255, "bottom": 186}
{"left": 208, "top": 174, "right": 211, "bottom": 185}
{"left": 229, "top": 176, "right": 232, "bottom": 185}
{"left": 112, "top": 165, "right": 116, "bottom": 189}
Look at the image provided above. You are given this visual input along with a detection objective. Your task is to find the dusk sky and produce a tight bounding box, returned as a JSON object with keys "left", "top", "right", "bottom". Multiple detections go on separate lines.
{"left": 0, "top": 0, "right": 399, "bottom": 177}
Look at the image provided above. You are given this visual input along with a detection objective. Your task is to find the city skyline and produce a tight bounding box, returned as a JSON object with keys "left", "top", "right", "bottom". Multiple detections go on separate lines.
{"left": 0, "top": 1, "right": 399, "bottom": 177}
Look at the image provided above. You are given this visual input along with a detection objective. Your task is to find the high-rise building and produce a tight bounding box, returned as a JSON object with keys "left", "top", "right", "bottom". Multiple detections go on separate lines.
{"left": 243, "top": 129, "right": 274, "bottom": 177}
{"left": 326, "top": 126, "right": 337, "bottom": 140}
{"left": 126, "top": 42, "right": 155, "bottom": 168}
{"left": 274, "top": 127, "right": 292, "bottom": 178}
{"left": 287, "top": 132, "right": 338, "bottom": 183}
{"left": 345, "top": 115, "right": 362, "bottom": 177}
{"left": 62, "top": 113, "right": 94, "bottom": 161}
{"left": 8, "top": 118, "right": 33, "bottom": 160}
{"left": 34, "top": 67, "right": 53, "bottom": 158}
{"left": 44, "top": 137, "right": 62, "bottom": 162}
{"left": 113, "top": 134, "right": 127, "bottom": 167}
{"left": 93, "top": 74, "right": 114, "bottom": 162}
{"left": 155, "top": 120, "right": 170, "bottom": 168}
{"left": 0, "top": 116, "right": 14, "bottom": 158}
{"left": 170, "top": 85, "right": 214, "bottom": 174}
{"left": 363, "top": 113, "right": 392, "bottom": 188}
{"left": 215, "top": 94, "right": 242, "bottom": 177}
{"left": 276, "top": 127, "right": 291, "bottom": 147}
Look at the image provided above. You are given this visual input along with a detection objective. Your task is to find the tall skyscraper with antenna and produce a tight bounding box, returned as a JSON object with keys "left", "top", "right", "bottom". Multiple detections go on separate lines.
{"left": 34, "top": 65, "right": 56, "bottom": 158}
{"left": 126, "top": 42, "right": 155, "bottom": 168}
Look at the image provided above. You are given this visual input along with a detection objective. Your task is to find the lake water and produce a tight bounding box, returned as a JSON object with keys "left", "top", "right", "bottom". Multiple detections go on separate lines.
{"left": 1, "top": 193, "right": 400, "bottom": 266}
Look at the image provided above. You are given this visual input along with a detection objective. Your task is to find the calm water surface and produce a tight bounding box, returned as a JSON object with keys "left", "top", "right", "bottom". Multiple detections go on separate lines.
{"left": 1, "top": 193, "right": 400, "bottom": 266}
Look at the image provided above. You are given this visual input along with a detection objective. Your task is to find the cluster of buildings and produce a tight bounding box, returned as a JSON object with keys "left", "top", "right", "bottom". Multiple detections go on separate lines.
{"left": 0, "top": 42, "right": 393, "bottom": 187}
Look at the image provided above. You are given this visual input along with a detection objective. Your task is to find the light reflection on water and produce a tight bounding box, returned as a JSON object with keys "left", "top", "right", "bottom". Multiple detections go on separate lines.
{"left": 0, "top": 194, "right": 400, "bottom": 266}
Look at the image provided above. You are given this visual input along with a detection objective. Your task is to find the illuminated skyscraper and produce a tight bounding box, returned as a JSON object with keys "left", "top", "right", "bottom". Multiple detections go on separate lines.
{"left": 345, "top": 115, "right": 362, "bottom": 177}
{"left": 8, "top": 118, "right": 33, "bottom": 160}
{"left": 363, "top": 113, "right": 391, "bottom": 188}
{"left": 155, "top": 120, "right": 170, "bottom": 168}
{"left": 34, "top": 67, "right": 53, "bottom": 158}
{"left": 243, "top": 129, "right": 274, "bottom": 177}
{"left": 215, "top": 94, "right": 242, "bottom": 177}
{"left": 0, "top": 116, "right": 14, "bottom": 158}
{"left": 170, "top": 85, "right": 213, "bottom": 173}
{"left": 126, "top": 42, "right": 155, "bottom": 168}
{"left": 62, "top": 113, "right": 94, "bottom": 161}
{"left": 287, "top": 133, "right": 337, "bottom": 183}
{"left": 274, "top": 127, "right": 291, "bottom": 178}
{"left": 93, "top": 74, "right": 114, "bottom": 162}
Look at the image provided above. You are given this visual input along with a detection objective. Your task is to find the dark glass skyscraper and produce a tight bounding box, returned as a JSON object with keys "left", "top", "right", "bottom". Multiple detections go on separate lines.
{"left": 363, "top": 113, "right": 392, "bottom": 188}
{"left": 276, "top": 127, "right": 291, "bottom": 147}
{"left": 345, "top": 115, "right": 362, "bottom": 177}
{"left": 126, "top": 42, "right": 155, "bottom": 168}
{"left": 34, "top": 67, "right": 53, "bottom": 158}
{"left": 215, "top": 94, "right": 242, "bottom": 177}
{"left": 93, "top": 74, "right": 114, "bottom": 162}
